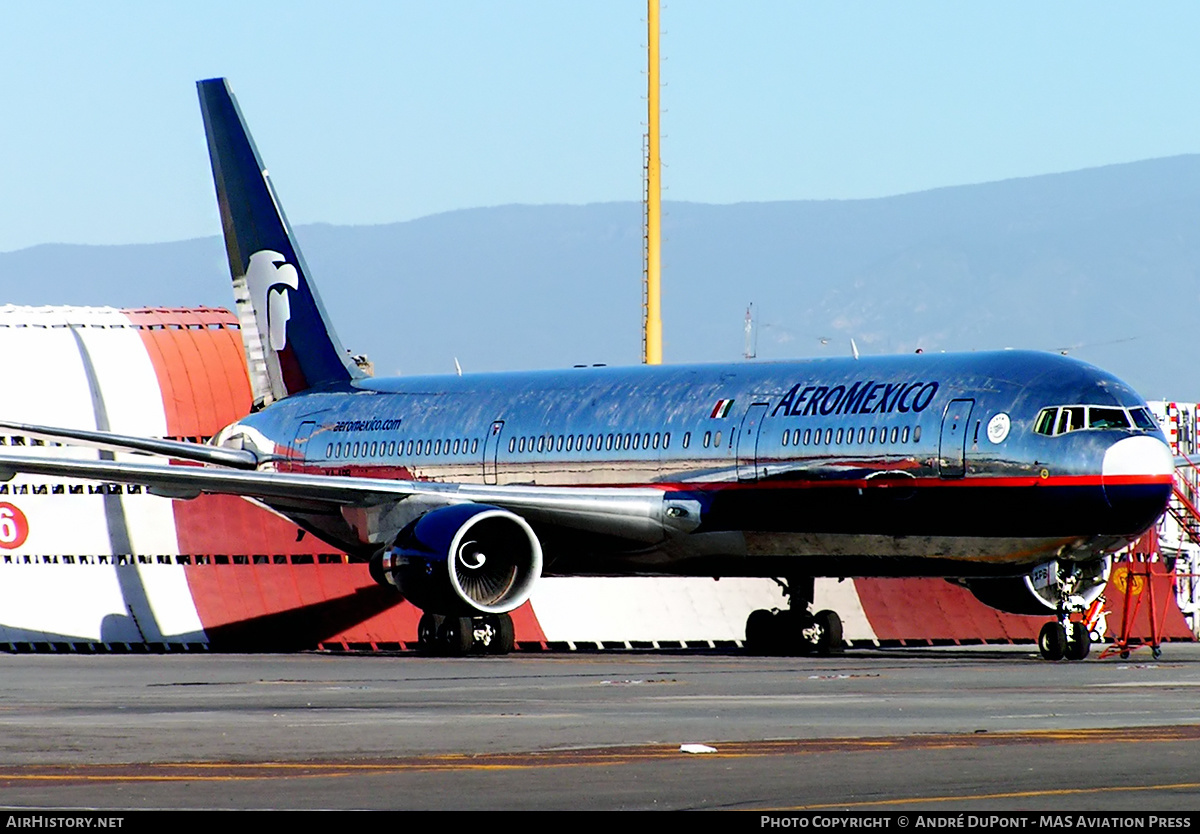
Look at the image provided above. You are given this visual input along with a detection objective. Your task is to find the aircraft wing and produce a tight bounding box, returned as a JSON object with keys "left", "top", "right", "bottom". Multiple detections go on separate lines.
{"left": 0, "top": 453, "right": 690, "bottom": 547}
{"left": 0, "top": 420, "right": 259, "bottom": 469}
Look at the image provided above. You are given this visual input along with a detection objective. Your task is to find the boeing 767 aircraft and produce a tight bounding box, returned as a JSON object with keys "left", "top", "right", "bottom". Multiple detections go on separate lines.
{"left": 0, "top": 79, "right": 1175, "bottom": 660}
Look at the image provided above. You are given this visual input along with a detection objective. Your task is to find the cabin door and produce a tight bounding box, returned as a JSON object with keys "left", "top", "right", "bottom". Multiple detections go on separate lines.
{"left": 938, "top": 399, "right": 974, "bottom": 479}
{"left": 482, "top": 420, "right": 505, "bottom": 485}
{"left": 287, "top": 420, "right": 317, "bottom": 472}
{"left": 736, "top": 403, "right": 769, "bottom": 481}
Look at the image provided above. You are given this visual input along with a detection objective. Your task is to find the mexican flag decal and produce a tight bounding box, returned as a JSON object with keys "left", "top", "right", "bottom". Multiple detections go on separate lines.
{"left": 710, "top": 398, "right": 735, "bottom": 419}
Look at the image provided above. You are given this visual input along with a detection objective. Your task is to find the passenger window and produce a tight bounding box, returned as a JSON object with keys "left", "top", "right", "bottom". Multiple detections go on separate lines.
{"left": 902, "top": 427, "right": 910, "bottom": 443}
{"left": 782, "top": 431, "right": 790, "bottom": 446}
{"left": 868, "top": 428, "right": 876, "bottom": 444}
{"left": 714, "top": 431, "right": 722, "bottom": 448}
{"left": 824, "top": 428, "right": 833, "bottom": 445}
{"left": 643, "top": 433, "right": 651, "bottom": 449}
{"left": 557, "top": 436, "right": 564, "bottom": 452}
{"left": 406, "top": 440, "right": 414, "bottom": 456}
{"left": 890, "top": 427, "right": 899, "bottom": 443}
{"left": 704, "top": 431, "right": 711, "bottom": 448}
{"left": 509, "top": 437, "right": 516, "bottom": 453}
{"left": 606, "top": 434, "right": 614, "bottom": 451}
{"left": 913, "top": 426, "right": 921, "bottom": 442}
{"left": 664, "top": 432, "right": 671, "bottom": 449}
{"left": 633, "top": 434, "right": 641, "bottom": 450}
{"left": 653, "top": 433, "right": 660, "bottom": 450}
{"left": 566, "top": 435, "right": 574, "bottom": 452}
{"left": 803, "top": 429, "right": 811, "bottom": 445}
{"left": 856, "top": 427, "right": 865, "bottom": 444}
{"left": 388, "top": 442, "right": 396, "bottom": 456}
{"left": 586, "top": 435, "right": 594, "bottom": 451}
{"left": 835, "top": 428, "right": 844, "bottom": 444}
{"left": 518, "top": 437, "right": 526, "bottom": 453}
{"left": 326, "top": 443, "right": 333, "bottom": 458}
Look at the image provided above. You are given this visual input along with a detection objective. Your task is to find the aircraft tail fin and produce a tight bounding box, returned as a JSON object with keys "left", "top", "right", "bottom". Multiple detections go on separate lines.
{"left": 197, "top": 77, "right": 363, "bottom": 407}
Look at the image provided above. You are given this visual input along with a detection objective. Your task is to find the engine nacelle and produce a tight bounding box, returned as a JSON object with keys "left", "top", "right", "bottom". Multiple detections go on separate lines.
{"left": 372, "top": 503, "right": 543, "bottom": 616}
{"left": 958, "top": 558, "right": 1109, "bottom": 615}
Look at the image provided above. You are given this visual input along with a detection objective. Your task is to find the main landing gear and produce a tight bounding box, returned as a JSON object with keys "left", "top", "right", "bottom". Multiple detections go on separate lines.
{"left": 1037, "top": 562, "right": 1092, "bottom": 661}
{"left": 744, "top": 577, "right": 844, "bottom": 656}
{"left": 417, "top": 612, "right": 515, "bottom": 656}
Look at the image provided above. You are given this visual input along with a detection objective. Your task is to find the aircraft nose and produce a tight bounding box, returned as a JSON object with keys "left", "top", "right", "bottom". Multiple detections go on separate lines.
{"left": 1101, "top": 435, "right": 1175, "bottom": 529}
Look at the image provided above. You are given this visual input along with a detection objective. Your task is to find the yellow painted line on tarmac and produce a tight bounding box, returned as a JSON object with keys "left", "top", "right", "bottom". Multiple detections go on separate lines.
{"left": 3, "top": 725, "right": 1198, "bottom": 785}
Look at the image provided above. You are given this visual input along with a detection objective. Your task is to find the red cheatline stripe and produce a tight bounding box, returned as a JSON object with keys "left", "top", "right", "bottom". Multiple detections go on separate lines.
{"left": 287, "top": 465, "right": 1173, "bottom": 492}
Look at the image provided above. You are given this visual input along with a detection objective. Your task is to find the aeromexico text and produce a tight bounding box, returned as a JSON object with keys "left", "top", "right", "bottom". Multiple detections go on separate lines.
{"left": 771, "top": 381, "right": 940, "bottom": 419}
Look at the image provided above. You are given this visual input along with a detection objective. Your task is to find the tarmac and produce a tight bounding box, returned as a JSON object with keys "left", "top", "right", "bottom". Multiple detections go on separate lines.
{"left": 1, "top": 643, "right": 1198, "bottom": 811}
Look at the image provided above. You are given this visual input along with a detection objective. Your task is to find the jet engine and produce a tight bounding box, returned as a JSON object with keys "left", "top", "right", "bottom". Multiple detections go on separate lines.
{"left": 957, "top": 558, "right": 1109, "bottom": 616}
{"left": 372, "top": 503, "right": 543, "bottom": 616}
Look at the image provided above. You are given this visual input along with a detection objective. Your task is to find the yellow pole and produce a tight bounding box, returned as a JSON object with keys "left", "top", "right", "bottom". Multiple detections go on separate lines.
{"left": 644, "top": 0, "right": 663, "bottom": 365}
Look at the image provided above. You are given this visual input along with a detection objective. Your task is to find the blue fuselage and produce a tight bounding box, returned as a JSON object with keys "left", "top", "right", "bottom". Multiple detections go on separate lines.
{"left": 229, "top": 350, "right": 1172, "bottom": 579}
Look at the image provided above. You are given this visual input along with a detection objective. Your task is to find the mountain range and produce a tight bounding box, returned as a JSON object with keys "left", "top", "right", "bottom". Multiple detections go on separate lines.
{"left": 3, "top": 155, "right": 1199, "bottom": 401}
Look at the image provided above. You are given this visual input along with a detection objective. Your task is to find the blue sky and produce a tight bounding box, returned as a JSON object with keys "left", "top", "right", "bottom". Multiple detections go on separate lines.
{"left": 3, "top": 1, "right": 1200, "bottom": 252}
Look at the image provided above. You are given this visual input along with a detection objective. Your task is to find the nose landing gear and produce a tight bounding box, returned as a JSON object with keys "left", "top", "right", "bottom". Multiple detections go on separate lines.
{"left": 744, "top": 577, "right": 844, "bottom": 656}
{"left": 1038, "top": 562, "right": 1092, "bottom": 661}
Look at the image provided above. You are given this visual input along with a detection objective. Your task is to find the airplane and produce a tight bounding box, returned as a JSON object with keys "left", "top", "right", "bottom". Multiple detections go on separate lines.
{"left": 0, "top": 78, "right": 1176, "bottom": 661}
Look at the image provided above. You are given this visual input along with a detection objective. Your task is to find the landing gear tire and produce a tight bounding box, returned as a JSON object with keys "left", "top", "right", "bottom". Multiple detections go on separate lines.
{"left": 1038, "top": 622, "right": 1067, "bottom": 661}
{"left": 789, "top": 611, "right": 814, "bottom": 656}
{"left": 813, "top": 609, "right": 844, "bottom": 656}
{"left": 417, "top": 612, "right": 443, "bottom": 654}
{"left": 439, "top": 616, "right": 475, "bottom": 656}
{"left": 1064, "top": 622, "right": 1091, "bottom": 661}
{"left": 484, "top": 613, "right": 515, "bottom": 655}
{"left": 745, "top": 609, "right": 777, "bottom": 655}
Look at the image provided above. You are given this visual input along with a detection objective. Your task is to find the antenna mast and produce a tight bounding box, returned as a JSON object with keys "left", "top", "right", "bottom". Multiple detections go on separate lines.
{"left": 744, "top": 304, "right": 756, "bottom": 360}
{"left": 642, "top": 0, "right": 663, "bottom": 364}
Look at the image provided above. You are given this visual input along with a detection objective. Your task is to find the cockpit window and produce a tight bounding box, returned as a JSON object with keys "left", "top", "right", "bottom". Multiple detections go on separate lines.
{"left": 1034, "top": 409, "right": 1056, "bottom": 436}
{"left": 1034, "top": 404, "right": 1152, "bottom": 436}
{"left": 1088, "top": 408, "right": 1130, "bottom": 429}
{"left": 1055, "top": 407, "right": 1085, "bottom": 435}
{"left": 1129, "top": 407, "right": 1158, "bottom": 430}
